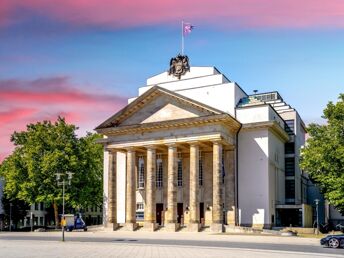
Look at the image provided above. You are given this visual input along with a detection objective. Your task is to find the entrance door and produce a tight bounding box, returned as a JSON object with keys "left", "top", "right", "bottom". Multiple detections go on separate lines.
{"left": 156, "top": 203, "right": 164, "bottom": 225}
{"left": 177, "top": 203, "right": 183, "bottom": 224}
{"left": 200, "top": 203, "right": 205, "bottom": 225}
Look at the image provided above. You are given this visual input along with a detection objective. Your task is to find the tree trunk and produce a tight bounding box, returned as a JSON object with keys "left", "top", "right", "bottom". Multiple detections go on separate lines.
{"left": 53, "top": 201, "right": 59, "bottom": 229}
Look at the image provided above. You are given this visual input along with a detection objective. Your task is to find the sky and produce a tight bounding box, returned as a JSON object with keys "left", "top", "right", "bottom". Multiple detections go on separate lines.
{"left": 1, "top": 0, "right": 344, "bottom": 162}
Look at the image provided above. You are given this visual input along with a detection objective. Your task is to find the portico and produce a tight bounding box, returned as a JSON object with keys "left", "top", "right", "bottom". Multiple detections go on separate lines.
{"left": 96, "top": 86, "right": 240, "bottom": 232}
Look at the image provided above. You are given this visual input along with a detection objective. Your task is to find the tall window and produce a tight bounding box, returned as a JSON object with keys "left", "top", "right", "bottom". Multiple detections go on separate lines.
{"left": 285, "top": 157, "right": 295, "bottom": 177}
{"left": 177, "top": 153, "right": 183, "bottom": 187}
{"left": 156, "top": 155, "right": 163, "bottom": 188}
{"left": 285, "top": 179, "right": 295, "bottom": 202}
{"left": 285, "top": 120, "right": 295, "bottom": 135}
{"left": 138, "top": 156, "right": 145, "bottom": 189}
{"left": 199, "top": 151, "right": 203, "bottom": 186}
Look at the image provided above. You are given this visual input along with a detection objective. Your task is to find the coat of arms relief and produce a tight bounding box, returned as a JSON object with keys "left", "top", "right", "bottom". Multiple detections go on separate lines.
{"left": 168, "top": 55, "right": 190, "bottom": 79}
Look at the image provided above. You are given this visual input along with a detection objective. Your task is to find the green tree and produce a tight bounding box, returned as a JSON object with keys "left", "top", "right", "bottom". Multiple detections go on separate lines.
{"left": 300, "top": 93, "right": 344, "bottom": 213}
{"left": 0, "top": 117, "right": 103, "bottom": 227}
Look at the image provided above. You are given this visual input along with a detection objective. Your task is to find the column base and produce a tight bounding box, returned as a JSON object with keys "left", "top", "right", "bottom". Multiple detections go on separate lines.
{"left": 105, "top": 222, "right": 120, "bottom": 231}
{"left": 123, "top": 222, "right": 139, "bottom": 231}
{"left": 143, "top": 222, "right": 158, "bottom": 231}
{"left": 165, "top": 223, "right": 179, "bottom": 232}
{"left": 211, "top": 223, "right": 224, "bottom": 233}
{"left": 187, "top": 223, "right": 201, "bottom": 232}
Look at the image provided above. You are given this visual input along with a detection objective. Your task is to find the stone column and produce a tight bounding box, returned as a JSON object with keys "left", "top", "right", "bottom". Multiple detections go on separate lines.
{"left": 166, "top": 144, "right": 178, "bottom": 231}
{"left": 107, "top": 151, "right": 119, "bottom": 230}
{"left": 144, "top": 146, "right": 157, "bottom": 231}
{"left": 211, "top": 141, "right": 224, "bottom": 232}
{"left": 188, "top": 142, "right": 200, "bottom": 232}
{"left": 125, "top": 148, "right": 138, "bottom": 230}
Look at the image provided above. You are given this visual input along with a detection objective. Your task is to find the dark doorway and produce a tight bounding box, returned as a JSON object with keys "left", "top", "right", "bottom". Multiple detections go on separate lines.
{"left": 156, "top": 203, "right": 164, "bottom": 225}
{"left": 277, "top": 208, "right": 302, "bottom": 227}
{"left": 200, "top": 202, "right": 205, "bottom": 224}
{"left": 177, "top": 203, "right": 183, "bottom": 224}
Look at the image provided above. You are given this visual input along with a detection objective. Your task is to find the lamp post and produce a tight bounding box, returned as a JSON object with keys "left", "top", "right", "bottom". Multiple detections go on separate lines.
{"left": 314, "top": 199, "right": 320, "bottom": 235}
{"left": 55, "top": 172, "right": 74, "bottom": 242}
{"left": 9, "top": 203, "right": 12, "bottom": 232}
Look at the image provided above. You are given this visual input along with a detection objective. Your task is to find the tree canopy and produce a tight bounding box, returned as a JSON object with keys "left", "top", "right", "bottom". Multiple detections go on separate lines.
{"left": 0, "top": 117, "right": 103, "bottom": 223}
{"left": 300, "top": 93, "right": 344, "bottom": 213}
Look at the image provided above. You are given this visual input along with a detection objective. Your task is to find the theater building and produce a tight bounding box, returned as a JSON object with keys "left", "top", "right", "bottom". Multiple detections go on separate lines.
{"left": 95, "top": 56, "right": 309, "bottom": 232}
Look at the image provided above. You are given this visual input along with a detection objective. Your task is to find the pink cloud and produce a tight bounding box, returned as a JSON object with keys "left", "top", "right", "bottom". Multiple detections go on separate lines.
{"left": 1, "top": 0, "right": 344, "bottom": 29}
{"left": 0, "top": 76, "right": 127, "bottom": 162}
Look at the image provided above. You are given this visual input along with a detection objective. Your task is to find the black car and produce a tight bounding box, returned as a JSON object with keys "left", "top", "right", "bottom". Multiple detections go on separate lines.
{"left": 320, "top": 234, "right": 344, "bottom": 248}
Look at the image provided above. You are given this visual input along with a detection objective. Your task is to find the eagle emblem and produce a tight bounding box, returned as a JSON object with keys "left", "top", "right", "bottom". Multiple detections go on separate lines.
{"left": 168, "top": 55, "right": 190, "bottom": 79}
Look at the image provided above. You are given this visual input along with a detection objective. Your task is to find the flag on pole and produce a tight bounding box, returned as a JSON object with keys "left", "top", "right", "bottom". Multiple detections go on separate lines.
{"left": 183, "top": 23, "right": 194, "bottom": 36}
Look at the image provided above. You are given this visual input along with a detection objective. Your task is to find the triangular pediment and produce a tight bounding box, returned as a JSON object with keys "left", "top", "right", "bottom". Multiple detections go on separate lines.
{"left": 95, "top": 86, "right": 224, "bottom": 130}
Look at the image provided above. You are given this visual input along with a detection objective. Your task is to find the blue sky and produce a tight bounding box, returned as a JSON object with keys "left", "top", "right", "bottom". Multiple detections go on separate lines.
{"left": 1, "top": 0, "right": 344, "bottom": 160}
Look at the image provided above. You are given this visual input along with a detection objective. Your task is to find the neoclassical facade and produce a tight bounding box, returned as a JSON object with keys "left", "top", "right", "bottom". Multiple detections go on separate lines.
{"left": 96, "top": 63, "right": 308, "bottom": 232}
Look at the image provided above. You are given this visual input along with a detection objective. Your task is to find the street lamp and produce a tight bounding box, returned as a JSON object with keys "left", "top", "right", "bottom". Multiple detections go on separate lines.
{"left": 314, "top": 199, "right": 320, "bottom": 235}
{"left": 55, "top": 172, "right": 74, "bottom": 242}
{"left": 9, "top": 203, "right": 12, "bottom": 232}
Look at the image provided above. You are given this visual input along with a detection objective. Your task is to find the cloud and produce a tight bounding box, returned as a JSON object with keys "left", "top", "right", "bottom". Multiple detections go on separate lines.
{"left": 1, "top": 0, "right": 344, "bottom": 29}
{"left": 0, "top": 76, "right": 127, "bottom": 162}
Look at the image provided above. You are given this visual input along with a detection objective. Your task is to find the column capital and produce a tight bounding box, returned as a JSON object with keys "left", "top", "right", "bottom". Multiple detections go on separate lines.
{"left": 166, "top": 142, "right": 178, "bottom": 149}
{"left": 108, "top": 149, "right": 117, "bottom": 154}
{"left": 125, "top": 147, "right": 136, "bottom": 153}
{"left": 187, "top": 141, "right": 199, "bottom": 147}
{"left": 144, "top": 145, "right": 157, "bottom": 151}
{"left": 211, "top": 140, "right": 223, "bottom": 145}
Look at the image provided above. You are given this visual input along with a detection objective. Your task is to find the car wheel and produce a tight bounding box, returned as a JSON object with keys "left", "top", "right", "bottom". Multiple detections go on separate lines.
{"left": 328, "top": 238, "right": 340, "bottom": 248}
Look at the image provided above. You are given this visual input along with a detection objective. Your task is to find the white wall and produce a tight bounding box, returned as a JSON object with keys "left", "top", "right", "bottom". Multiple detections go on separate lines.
{"left": 236, "top": 105, "right": 270, "bottom": 124}
{"left": 238, "top": 129, "right": 270, "bottom": 227}
{"left": 131, "top": 67, "right": 247, "bottom": 117}
{"left": 268, "top": 130, "right": 285, "bottom": 215}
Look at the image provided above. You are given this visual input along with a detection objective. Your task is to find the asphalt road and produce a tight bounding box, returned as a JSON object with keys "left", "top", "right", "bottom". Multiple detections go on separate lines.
{"left": 0, "top": 233, "right": 343, "bottom": 256}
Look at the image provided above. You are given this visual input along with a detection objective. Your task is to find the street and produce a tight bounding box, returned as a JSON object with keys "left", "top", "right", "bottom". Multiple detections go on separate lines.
{"left": 0, "top": 231, "right": 343, "bottom": 258}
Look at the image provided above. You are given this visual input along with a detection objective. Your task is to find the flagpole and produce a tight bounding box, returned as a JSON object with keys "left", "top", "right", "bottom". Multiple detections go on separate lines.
{"left": 181, "top": 21, "right": 184, "bottom": 55}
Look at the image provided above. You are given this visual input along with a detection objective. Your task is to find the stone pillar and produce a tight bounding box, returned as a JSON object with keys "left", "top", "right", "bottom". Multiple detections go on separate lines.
{"left": 188, "top": 142, "right": 200, "bottom": 232}
{"left": 144, "top": 146, "right": 157, "bottom": 231}
{"left": 166, "top": 144, "right": 178, "bottom": 231}
{"left": 125, "top": 148, "right": 138, "bottom": 231}
{"left": 107, "top": 151, "right": 119, "bottom": 230}
{"left": 211, "top": 141, "right": 224, "bottom": 232}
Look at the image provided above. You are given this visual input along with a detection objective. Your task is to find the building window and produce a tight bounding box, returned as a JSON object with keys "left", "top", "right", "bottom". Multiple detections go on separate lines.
{"left": 40, "top": 202, "right": 44, "bottom": 211}
{"left": 285, "top": 157, "right": 295, "bottom": 176}
{"left": 199, "top": 151, "right": 203, "bottom": 186}
{"left": 156, "top": 155, "right": 163, "bottom": 188}
{"left": 136, "top": 203, "right": 144, "bottom": 210}
{"left": 285, "top": 120, "right": 295, "bottom": 135}
{"left": 136, "top": 202, "right": 144, "bottom": 221}
{"left": 138, "top": 156, "right": 145, "bottom": 189}
{"left": 177, "top": 153, "right": 183, "bottom": 187}
{"left": 39, "top": 217, "right": 43, "bottom": 225}
{"left": 34, "top": 203, "right": 39, "bottom": 210}
{"left": 285, "top": 142, "right": 295, "bottom": 154}
{"left": 285, "top": 179, "right": 295, "bottom": 200}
